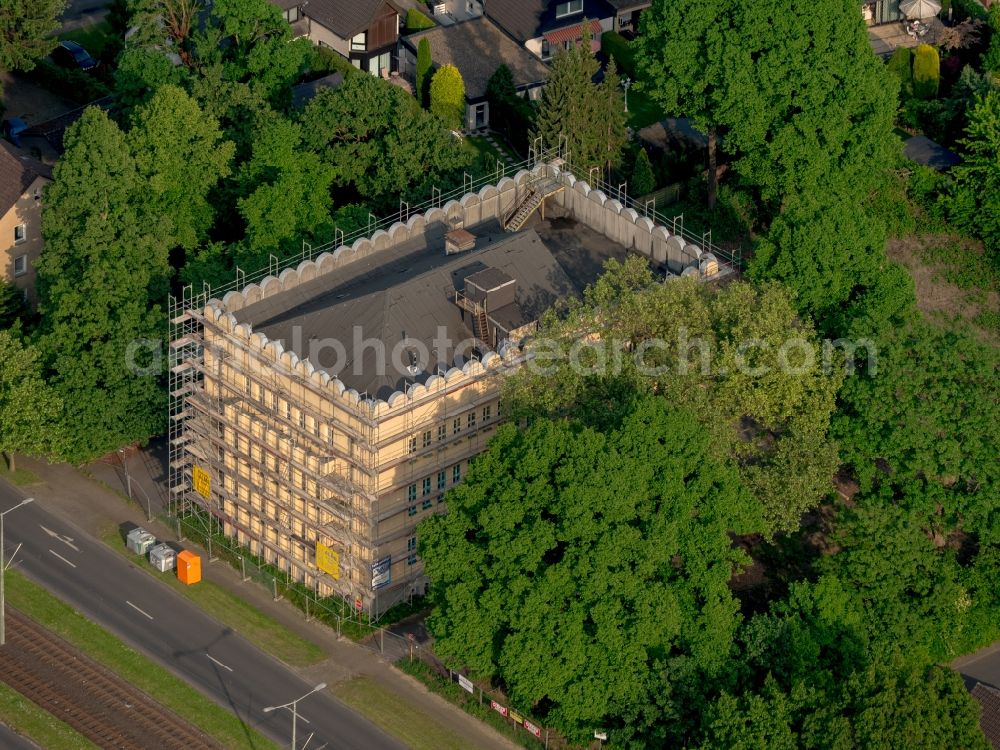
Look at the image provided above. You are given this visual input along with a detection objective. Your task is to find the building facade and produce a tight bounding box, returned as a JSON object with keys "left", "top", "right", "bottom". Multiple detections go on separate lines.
{"left": 484, "top": 0, "right": 616, "bottom": 61}
{"left": 0, "top": 142, "right": 51, "bottom": 307}
{"left": 170, "top": 163, "right": 731, "bottom": 617}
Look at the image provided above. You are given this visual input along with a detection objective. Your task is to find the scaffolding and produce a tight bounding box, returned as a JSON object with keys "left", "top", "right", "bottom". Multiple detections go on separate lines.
{"left": 167, "top": 138, "right": 742, "bottom": 615}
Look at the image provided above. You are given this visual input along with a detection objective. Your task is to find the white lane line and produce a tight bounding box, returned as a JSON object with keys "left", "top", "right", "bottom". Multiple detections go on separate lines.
{"left": 125, "top": 601, "right": 154, "bottom": 620}
{"left": 40, "top": 524, "right": 80, "bottom": 552}
{"left": 207, "top": 654, "right": 233, "bottom": 673}
{"left": 48, "top": 549, "right": 77, "bottom": 568}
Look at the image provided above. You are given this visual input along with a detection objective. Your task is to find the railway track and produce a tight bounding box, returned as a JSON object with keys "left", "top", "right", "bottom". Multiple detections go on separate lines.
{"left": 0, "top": 607, "right": 221, "bottom": 749}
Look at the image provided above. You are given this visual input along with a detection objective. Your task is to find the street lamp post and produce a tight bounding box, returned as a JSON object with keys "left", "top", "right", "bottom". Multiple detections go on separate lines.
{"left": 263, "top": 682, "right": 327, "bottom": 750}
{"left": 1, "top": 497, "right": 34, "bottom": 646}
{"left": 621, "top": 76, "right": 631, "bottom": 113}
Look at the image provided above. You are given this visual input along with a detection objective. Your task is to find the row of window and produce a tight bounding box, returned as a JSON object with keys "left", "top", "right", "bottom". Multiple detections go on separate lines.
{"left": 407, "top": 404, "right": 497, "bottom": 454}
{"left": 406, "top": 464, "right": 462, "bottom": 515}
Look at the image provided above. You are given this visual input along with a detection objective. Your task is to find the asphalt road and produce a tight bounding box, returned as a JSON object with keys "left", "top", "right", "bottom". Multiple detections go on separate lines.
{"left": 0, "top": 723, "right": 40, "bottom": 750}
{"left": 0, "top": 487, "right": 406, "bottom": 750}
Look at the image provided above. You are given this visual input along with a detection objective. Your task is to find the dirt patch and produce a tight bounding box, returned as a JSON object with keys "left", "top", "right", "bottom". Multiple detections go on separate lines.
{"left": 887, "top": 233, "right": 1000, "bottom": 345}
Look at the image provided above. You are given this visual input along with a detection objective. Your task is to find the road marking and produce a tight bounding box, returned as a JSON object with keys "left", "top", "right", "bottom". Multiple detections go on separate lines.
{"left": 48, "top": 549, "right": 77, "bottom": 568}
{"left": 40, "top": 525, "right": 80, "bottom": 552}
{"left": 125, "top": 601, "right": 154, "bottom": 620}
{"left": 207, "top": 654, "right": 233, "bottom": 672}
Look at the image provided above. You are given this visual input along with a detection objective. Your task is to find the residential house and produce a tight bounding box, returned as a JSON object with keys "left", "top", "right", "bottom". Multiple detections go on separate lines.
{"left": 605, "top": 0, "right": 650, "bottom": 35}
{"left": 484, "top": 0, "right": 616, "bottom": 61}
{"left": 274, "top": 0, "right": 403, "bottom": 76}
{"left": 400, "top": 17, "right": 550, "bottom": 130}
{"left": 0, "top": 142, "right": 51, "bottom": 307}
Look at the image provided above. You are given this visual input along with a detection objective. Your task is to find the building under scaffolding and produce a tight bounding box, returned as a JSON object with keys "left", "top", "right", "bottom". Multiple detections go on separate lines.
{"left": 168, "top": 157, "right": 738, "bottom": 617}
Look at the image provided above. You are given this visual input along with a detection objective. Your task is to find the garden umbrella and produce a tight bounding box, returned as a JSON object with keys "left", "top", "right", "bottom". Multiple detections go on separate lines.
{"left": 899, "top": 0, "right": 941, "bottom": 19}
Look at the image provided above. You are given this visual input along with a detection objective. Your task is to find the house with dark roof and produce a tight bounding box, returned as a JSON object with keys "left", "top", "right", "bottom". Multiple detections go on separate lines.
{"left": 0, "top": 142, "right": 51, "bottom": 306}
{"left": 400, "top": 17, "right": 550, "bottom": 130}
{"left": 483, "top": 0, "right": 616, "bottom": 61}
{"left": 273, "top": 0, "right": 403, "bottom": 76}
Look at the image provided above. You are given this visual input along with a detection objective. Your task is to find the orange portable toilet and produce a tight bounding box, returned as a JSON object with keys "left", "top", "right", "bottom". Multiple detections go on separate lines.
{"left": 176, "top": 550, "right": 202, "bottom": 585}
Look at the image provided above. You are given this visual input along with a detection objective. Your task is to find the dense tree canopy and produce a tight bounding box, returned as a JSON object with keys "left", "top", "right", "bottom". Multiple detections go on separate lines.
{"left": 948, "top": 91, "right": 1000, "bottom": 253}
{"left": 36, "top": 108, "right": 168, "bottom": 461}
{"left": 299, "top": 76, "right": 471, "bottom": 208}
{"left": 0, "top": 330, "right": 62, "bottom": 472}
{"left": 421, "top": 396, "right": 754, "bottom": 743}
{"left": 0, "top": 0, "right": 65, "bottom": 72}
{"left": 504, "top": 260, "right": 842, "bottom": 535}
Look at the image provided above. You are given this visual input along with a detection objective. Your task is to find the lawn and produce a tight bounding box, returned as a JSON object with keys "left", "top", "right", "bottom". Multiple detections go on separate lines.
{"left": 5, "top": 569, "right": 279, "bottom": 750}
{"left": 0, "top": 462, "right": 40, "bottom": 487}
{"left": 465, "top": 134, "right": 520, "bottom": 170}
{"left": 333, "top": 675, "right": 471, "bottom": 750}
{"left": 0, "top": 681, "right": 99, "bottom": 750}
{"left": 625, "top": 87, "right": 666, "bottom": 130}
{"left": 100, "top": 523, "right": 327, "bottom": 668}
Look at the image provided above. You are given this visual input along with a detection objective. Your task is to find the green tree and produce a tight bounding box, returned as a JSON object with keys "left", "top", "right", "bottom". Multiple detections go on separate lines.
{"left": 113, "top": 46, "right": 189, "bottom": 115}
{"left": 533, "top": 26, "right": 606, "bottom": 170}
{"left": 886, "top": 46, "right": 913, "bottom": 90}
{"left": 630, "top": 146, "right": 656, "bottom": 196}
{"left": 912, "top": 43, "right": 940, "bottom": 99}
{"left": 948, "top": 91, "right": 1000, "bottom": 253}
{"left": 983, "top": 4, "right": 1000, "bottom": 73}
{"left": 429, "top": 63, "right": 465, "bottom": 130}
{"left": 128, "top": 84, "right": 235, "bottom": 250}
{"left": 504, "top": 260, "right": 842, "bottom": 535}
{"left": 0, "top": 281, "right": 27, "bottom": 329}
{"left": 485, "top": 64, "right": 536, "bottom": 153}
{"left": 299, "top": 75, "right": 471, "bottom": 208}
{"left": 35, "top": 108, "right": 169, "bottom": 461}
{"left": 0, "top": 0, "right": 65, "bottom": 72}
{"left": 420, "top": 396, "right": 754, "bottom": 743}
{"left": 0, "top": 330, "right": 62, "bottom": 472}
{"left": 415, "top": 37, "right": 432, "bottom": 108}
{"left": 236, "top": 113, "right": 334, "bottom": 256}
{"left": 596, "top": 59, "right": 628, "bottom": 173}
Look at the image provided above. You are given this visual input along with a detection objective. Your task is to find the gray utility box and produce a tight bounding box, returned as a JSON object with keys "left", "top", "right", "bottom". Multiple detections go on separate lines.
{"left": 148, "top": 543, "right": 176, "bottom": 572}
{"left": 126, "top": 527, "right": 156, "bottom": 556}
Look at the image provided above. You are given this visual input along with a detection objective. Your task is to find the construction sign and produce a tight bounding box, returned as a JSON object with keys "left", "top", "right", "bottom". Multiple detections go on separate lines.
{"left": 316, "top": 542, "right": 340, "bottom": 580}
{"left": 192, "top": 465, "right": 211, "bottom": 499}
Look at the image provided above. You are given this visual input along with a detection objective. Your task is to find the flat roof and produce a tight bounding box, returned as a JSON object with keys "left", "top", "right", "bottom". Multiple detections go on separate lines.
{"left": 235, "top": 217, "right": 635, "bottom": 398}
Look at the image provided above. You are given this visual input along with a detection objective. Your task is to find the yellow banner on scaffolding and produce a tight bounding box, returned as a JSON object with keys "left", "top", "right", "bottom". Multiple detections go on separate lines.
{"left": 316, "top": 543, "right": 340, "bottom": 580}
{"left": 192, "top": 465, "right": 211, "bottom": 499}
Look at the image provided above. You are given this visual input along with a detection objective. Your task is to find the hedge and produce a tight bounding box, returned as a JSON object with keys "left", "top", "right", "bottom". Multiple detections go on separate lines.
{"left": 406, "top": 8, "right": 436, "bottom": 32}
{"left": 601, "top": 31, "right": 636, "bottom": 78}
{"left": 912, "top": 44, "right": 940, "bottom": 99}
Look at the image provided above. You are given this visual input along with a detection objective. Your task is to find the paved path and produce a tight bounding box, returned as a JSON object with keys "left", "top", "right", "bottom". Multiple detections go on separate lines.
{"left": 8, "top": 454, "right": 520, "bottom": 750}
{"left": 954, "top": 640, "right": 1000, "bottom": 691}
{"left": 0, "top": 723, "right": 40, "bottom": 750}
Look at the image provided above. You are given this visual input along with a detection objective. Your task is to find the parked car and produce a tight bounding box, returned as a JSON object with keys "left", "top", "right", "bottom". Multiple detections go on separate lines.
{"left": 2, "top": 118, "right": 28, "bottom": 147}
{"left": 51, "top": 40, "right": 98, "bottom": 71}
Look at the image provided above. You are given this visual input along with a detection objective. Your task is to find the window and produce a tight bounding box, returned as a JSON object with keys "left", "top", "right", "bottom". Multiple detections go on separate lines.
{"left": 284, "top": 402, "right": 292, "bottom": 420}
{"left": 541, "top": 39, "right": 551, "bottom": 60}
{"left": 407, "top": 536, "right": 417, "bottom": 565}
{"left": 453, "top": 417, "right": 461, "bottom": 435}
{"left": 422, "top": 477, "right": 431, "bottom": 497}
{"left": 13, "top": 224, "right": 26, "bottom": 244}
{"left": 467, "top": 411, "right": 477, "bottom": 429}
{"left": 13, "top": 254, "right": 28, "bottom": 277}
{"left": 408, "top": 505, "right": 417, "bottom": 517}
{"left": 496, "top": 400, "right": 502, "bottom": 418}
{"left": 452, "top": 463, "right": 461, "bottom": 483}
{"left": 421, "top": 498, "right": 432, "bottom": 511}
{"left": 437, "top": 424, "right": 446, "bottom": 442}
{"left": 408, "top": 483, "right": 417, "bottom": 502}
{"left": 483, "top": 405, "right": 492, "bottom": 422}
{"left": 408, "top": 436, "right": 417, "bottom": 454}
{"left": 244, "top": 375, "right": 252, "bottom": 393}
{"left": 437, "top": 471, "right": 446, "bottom": 491}
{"left": 351, "top": 32, "right": 366, "bottom": 51}
{"left": 284, "top": 6, "right": 299, "bottom": 22}
{"left": 555, "top": 0, "right": 583, "bottom": 18}
{"left": 298, "top": 412, "right": 306, "bottom": 429}
{"left": 422, "top": 430, "right": 431, "bottom": 448}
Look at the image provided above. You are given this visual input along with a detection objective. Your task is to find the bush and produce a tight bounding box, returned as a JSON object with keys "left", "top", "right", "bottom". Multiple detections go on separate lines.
{"left": 309, "top": 46, "right": 358, "bottom": 79}
{"left": 430, "top": 64, "right": 465, "bottom": 130}
{"left": 912, "top": 44, "right": 940, "bottom": 99}
{"left": 28, "top": 59, "right": 109, "bottom": 104}
{"left": 630, "top": 147, "right": 656, "bottom": 196}
{"left": 601, "top": 31, "right": 635, "bottom": 78}
{"left": 887, "top": 47, "right": 913, "bottom": 89}
{"left": 406, "top": 8, "right": 436, "bottom": 32}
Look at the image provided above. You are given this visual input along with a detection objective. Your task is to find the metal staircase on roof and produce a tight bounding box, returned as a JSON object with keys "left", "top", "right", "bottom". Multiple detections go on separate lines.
{"left": 501, "top": 173, "right": 565, "bottom": 232}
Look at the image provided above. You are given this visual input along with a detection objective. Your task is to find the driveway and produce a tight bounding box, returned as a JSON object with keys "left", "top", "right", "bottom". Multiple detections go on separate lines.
{"left": 60, "top": 0, "right": 113, "bottom": 33}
